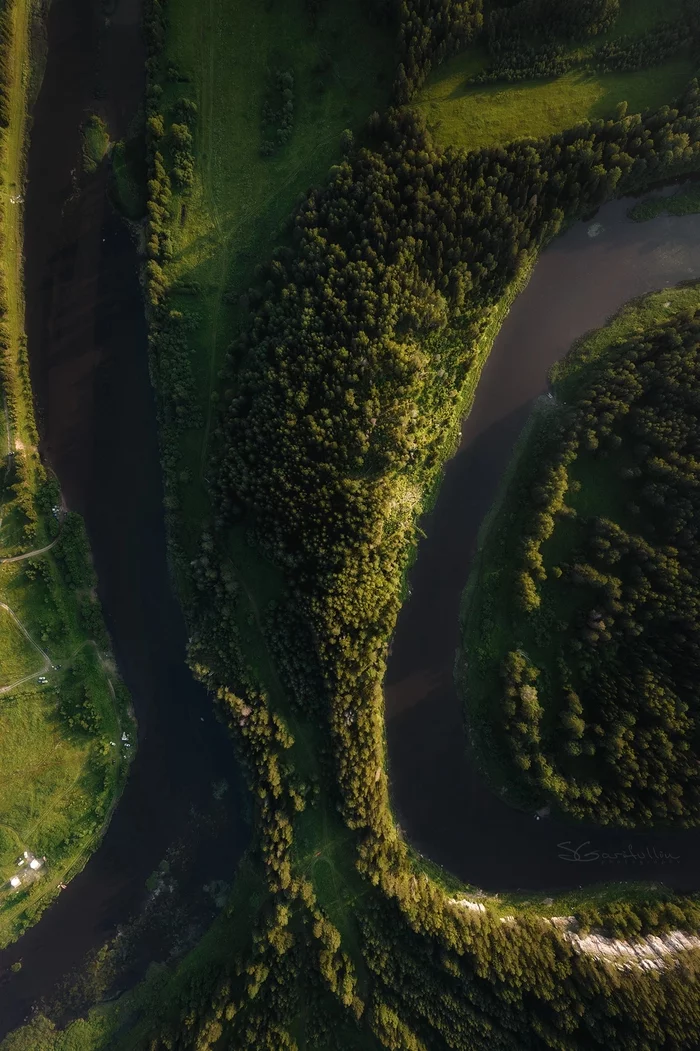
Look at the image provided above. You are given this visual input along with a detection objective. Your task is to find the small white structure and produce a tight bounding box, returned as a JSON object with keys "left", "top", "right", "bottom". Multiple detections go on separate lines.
{"left": 9, "top": 851, "right": 45, "bottom": 890}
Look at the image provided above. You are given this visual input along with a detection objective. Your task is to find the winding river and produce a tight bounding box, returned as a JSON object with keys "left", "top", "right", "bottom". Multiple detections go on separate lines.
{"left": 386, "top": 193, "right": 700, "bottom": 893}
{"left": 0, "top": 0, "right": 248, "bottom": 1035}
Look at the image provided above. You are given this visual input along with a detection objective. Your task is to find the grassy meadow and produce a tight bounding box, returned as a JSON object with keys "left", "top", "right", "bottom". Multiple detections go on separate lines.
{"left": 415, "top": 0, "right": 694, "bottom": 153}
{"left": 0, "top": 0, "right": 132, "bottom": 947}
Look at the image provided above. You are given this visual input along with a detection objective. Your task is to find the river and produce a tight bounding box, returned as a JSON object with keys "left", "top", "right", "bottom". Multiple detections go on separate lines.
{"left": 0, "top": 0, "right": 248, "bottom": 1035}
{"left": 386, "top": 194, "right": 700, "bottom": 893}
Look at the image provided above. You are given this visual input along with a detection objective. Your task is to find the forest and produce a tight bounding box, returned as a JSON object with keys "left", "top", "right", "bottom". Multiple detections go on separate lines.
{"left": 130, "top": 0, "right": 700, "bottom": 1045}
{"left": 9, "top": 0, "right": 700, "bottom": 1047}
{"left": 145, "top": 73, "right": 700, "bottom": 1051}
{"left": 462, "top": 305, "right": 700, "bottom": 826}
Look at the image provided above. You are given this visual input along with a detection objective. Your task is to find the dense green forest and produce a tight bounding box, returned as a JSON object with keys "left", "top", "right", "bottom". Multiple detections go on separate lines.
{"left": 461, "top": 295, "right": 700, "bottom": 826}
{"left": 10, "top": 0, "right": 700, "bottom": 1047}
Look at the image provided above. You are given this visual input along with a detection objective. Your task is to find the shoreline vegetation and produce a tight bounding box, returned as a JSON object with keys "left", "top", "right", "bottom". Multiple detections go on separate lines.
{"left": 8, "top": 0, "right": 700, "bottom": 1047}
{"left": 0, "top": 0, "right": 133, "bottom": 949}
{"left": 459, "top": 284, "right": 700, "bottom": 822}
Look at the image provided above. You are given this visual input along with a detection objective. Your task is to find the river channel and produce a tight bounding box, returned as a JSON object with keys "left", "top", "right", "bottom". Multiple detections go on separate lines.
{"left": 386, "top": 194, "right": 700, "bottom": 894}
{"left": 0, "top": 0, "right": 248, "bottom": 1035}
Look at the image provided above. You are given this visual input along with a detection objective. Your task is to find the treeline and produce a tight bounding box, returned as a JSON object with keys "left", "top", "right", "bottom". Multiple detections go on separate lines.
{"left": 575, "top": 894, "right": 700, "bottom": 939}
{"left": 361, "top": 0, "right": 483, "bottom": 99}
{"left": 394, "top": 0, "right": 483, "bottom": 101}
{"left": 260, "top": 69, "right": 295, "bottom": 157}
{"left": 358, "top": 893, "right": 700, "bottom": 1051}
{"left": 488, "top": 0, "right": 620, "bottom": 55}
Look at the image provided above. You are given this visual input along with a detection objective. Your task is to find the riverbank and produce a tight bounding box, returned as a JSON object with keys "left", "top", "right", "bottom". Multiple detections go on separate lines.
{"left": 386, "top": 198, "right": 700, "bottom": 891}
{"left": 458, "top": 280, "right": 700, "bottom": 827}
{"left": 0, "top": 0, "right": 248, "bottom": 1030}
{"left": 0, "top": 0, "right": 134, "bottom": 949}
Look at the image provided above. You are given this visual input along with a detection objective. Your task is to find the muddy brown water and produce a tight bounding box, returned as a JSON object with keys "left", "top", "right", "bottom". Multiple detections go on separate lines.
{"left": 0, "top": 0, "right": 247, "bottom": 1035}
{"left": 386, "top": 196, "right": 700, "bottom": 894}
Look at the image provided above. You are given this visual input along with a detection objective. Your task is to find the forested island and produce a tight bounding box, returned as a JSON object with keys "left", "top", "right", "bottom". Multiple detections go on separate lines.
{"left": 5, "top": 0, "right": 700, "bottom": 1049}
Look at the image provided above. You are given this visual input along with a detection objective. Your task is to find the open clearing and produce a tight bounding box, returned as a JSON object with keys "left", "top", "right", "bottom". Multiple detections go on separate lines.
{"left": 416, "top": 59, "right": 695, "bottom": 154}
{"left": 415, "top": 0, "right": 693, "bottom": 153}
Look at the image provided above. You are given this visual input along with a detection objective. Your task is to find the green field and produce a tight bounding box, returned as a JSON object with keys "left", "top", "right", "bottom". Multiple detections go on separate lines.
{"left": 414, "top": 0, "right": 693, "bottom": 153}
{"left": 416, "top": 59, "right": 695, "bottom": 153}
{"left": 0, "top": 602, "right": 46, "bottom": 688}
{"left": 156, "top": 0, "right": 393, "bottom": 552}
{"left": 0, "top": 0, "right": 132, "bottom": 947}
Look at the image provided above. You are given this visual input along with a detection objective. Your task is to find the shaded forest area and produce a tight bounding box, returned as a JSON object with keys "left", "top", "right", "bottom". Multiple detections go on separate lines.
{"left": 468, "top": 310, "right": 700, "bottom": 826}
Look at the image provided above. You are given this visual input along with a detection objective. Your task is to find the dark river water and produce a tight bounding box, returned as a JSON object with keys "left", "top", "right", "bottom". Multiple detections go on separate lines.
{"left": 0, "top": 0, "right": 248, "bottom": 1035}
{"left": 386, "top": 197, "right": 700, "bottom": 894}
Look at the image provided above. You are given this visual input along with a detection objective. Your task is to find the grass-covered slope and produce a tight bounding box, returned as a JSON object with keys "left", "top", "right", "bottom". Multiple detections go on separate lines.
{"left": 460, "top": 285, "right": 700, "bottom": 826}
{"left": 0, "top": 0, "right": 132, "bottom": 947}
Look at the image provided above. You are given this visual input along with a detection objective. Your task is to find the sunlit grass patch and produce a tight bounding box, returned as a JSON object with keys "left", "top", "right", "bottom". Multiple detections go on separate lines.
{"left": 416, "top": 59, "right": 695, "bottom": 153}
{"left": 0, "top": 603, "right": 44, "bottom": 687}
{"left": 81, "top": 114, "right": 109, "bottom": 174}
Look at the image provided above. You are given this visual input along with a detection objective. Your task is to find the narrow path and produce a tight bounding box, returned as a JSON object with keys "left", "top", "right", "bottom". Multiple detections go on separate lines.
{"left": 0, "top": 533, "right": 60, "bottom": 564}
